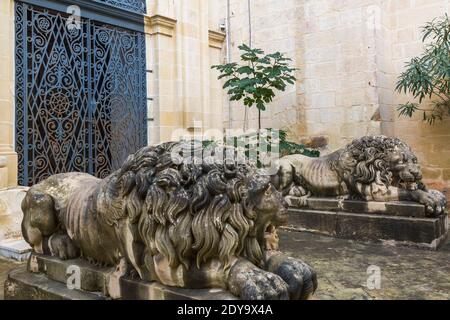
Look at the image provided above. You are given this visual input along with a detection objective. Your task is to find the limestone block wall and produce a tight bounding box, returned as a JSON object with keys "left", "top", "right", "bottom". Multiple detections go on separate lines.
{"left": 0, "top": 0, "right": 17, "bottom": 188}
{"left": 145, "top": 0, "right": 226, "bottom": 144}
{"left": 221, "top": 0, "right": 299, "bottom": 132}
{"left": 222, "top": 0, "right": 388, "bottom": 148}
{"left": 386, "top": 0, "right": 450, "bottom": 197}
{"left": 222, "top": 0, "right": 450, "bottom": 198}
{"left": 296, "top": 0, "right": 383, "bottom": 148}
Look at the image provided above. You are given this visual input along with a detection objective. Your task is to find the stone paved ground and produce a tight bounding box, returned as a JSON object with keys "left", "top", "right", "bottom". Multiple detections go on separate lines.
{"left": 0, "top": 232, "right": 449, "bottom": 300}
{"left": 0, "top": 257, "right": 24, "bottom": 300}
{"left": 279, "top": 230, "right": 450, "bottom": 300}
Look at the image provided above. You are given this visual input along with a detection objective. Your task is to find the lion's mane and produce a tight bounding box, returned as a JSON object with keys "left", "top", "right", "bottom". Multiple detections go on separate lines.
{"left": 332, "top": 136, "right": 414, "bottom": 198}
{"left": 100, "top": 142, "right": 266, "bottom": 271}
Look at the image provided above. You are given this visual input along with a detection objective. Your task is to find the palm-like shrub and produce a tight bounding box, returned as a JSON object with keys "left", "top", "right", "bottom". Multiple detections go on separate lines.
{"left": 396, "top": 14, "right": 450, "bottom": 124}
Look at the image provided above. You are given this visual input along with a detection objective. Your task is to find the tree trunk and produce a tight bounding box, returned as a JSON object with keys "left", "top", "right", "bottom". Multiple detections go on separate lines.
{"left": 258, "top": 109, "right": 261, "bottom": 131}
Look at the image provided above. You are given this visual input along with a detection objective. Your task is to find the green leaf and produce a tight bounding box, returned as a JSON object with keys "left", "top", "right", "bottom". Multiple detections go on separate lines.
{"left": 238, "top": 44, "right": 251, "bottom": 51}
{"left": 256, "top": 101, "right": 266, "bottom": 111}
{"left": 237, "top": 66, "right": 253, "bottom": 74}
{"left": 212, "top": 44, "right": 299, "bottom": 127}
{"left": 245, "top": 86, "right": 256, "bottom": 94}
{"left": 396, "top": 14, "right": 450, "bottom": 124}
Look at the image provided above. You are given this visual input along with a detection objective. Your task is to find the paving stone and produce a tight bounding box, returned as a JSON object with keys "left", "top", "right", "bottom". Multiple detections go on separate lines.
{"left": 0, "top": 257, "right": 24, "bottom": 300}
{"left": 278, "top": 230, "right": 450, "bottom": 300}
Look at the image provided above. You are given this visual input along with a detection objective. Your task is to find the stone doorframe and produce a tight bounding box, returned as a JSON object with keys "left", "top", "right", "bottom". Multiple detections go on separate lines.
{"left": 0, "top": 0, "right": 18, "bottom": 189}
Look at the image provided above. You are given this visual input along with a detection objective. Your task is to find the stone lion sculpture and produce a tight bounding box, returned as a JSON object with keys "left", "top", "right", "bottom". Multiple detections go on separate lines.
{"left": 21, "top": 142, "right": 317, "bottom": 300}
{"left": 277, "top": 135, "right": 446, "bottom": 216}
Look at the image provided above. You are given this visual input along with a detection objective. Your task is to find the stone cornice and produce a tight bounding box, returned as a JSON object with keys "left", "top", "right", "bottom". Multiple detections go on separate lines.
{"left": 145, "top": 14, "right": 177, "bottom": 37}
{"left": 18, "top": 0, "right": 145, "bottom": 32}
{"left": 208, "top": 30, "right": 226, "bottom": 49}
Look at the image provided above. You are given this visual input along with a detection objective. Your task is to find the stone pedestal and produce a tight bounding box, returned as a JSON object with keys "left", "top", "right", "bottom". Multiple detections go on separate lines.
{"left": 0, "top": 187, "right": 31, "bottom": 261}
{"left": 5, "top": 268, "right": 108, "bottom": 300}
{"left": 0, "top": 187, "right": 28, "bottom": 240}
{"left": 285, "top": 197, "right": 449, "bottom": 250}
{"left": 0, "top": 239, "right": 31, "bottom": 261}
{"left": 4, "top": 254, "right": 236, "bottom": 300}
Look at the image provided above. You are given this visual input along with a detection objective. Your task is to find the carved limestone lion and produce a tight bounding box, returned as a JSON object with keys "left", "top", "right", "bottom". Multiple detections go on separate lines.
{"left": 277, "top": 136, "right": 447, "bottom": 216}
{"left": 21, "top": 142, "right": 317, "bottom": 300}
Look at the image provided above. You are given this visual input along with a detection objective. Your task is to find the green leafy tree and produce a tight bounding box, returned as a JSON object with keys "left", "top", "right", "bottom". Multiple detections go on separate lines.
{"left": 396, "top": 14, "right": 450, "bottom": 124}
{"left": 212, "top": 44, "right": 297, "bottom": 131}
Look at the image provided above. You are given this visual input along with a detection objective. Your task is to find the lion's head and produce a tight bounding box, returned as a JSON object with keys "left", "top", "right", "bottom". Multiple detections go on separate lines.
{"left": 108, "top": 142, "right": 288, "bottom": 272}
{"left": 336, "top": 136, "right": 425, "bottom": 199}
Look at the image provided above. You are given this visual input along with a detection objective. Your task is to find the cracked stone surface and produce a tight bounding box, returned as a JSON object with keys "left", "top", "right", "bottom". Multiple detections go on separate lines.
{"left": 0, "top": 231, "right": 449, "bottom": 300}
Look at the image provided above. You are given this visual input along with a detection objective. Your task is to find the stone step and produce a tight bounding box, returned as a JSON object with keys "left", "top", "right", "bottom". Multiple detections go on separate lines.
{"left": 5, "top": 267, "right": 108, "bottom": 300}
{"left": 17, "top": 253, "right": 237, "bottom": 300}
{"left": 28, "top": 253, "right": 111, "bottom": 294}
{"left": 0, "top": 239, "right": 31, "bottom": 261}
{"left": 284, "top": 208, "right": 449, "bottom": 250}
{"left": 286, "top": 196, "right": 426, "bottom": 217}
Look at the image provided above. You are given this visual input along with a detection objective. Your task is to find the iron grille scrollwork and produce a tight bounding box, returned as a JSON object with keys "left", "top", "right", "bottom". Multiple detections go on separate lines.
{"left": 15, "top": 2, "right": 147, "bottom": 186}
{"left": 92, "top": 0, "right": 146, "bottom": 14}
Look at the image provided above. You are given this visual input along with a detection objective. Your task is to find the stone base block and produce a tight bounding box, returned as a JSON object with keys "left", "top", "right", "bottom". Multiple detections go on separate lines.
{"left": 0, "top": 187, "right": 29, "bottom": 242}
{"left": 285, "top": 196, "right": 427, "bottom": 217}
{"left": 285, "top": 208, "right": 449, "bottom": 250}
{"left": 4, "top": 254, "right": 236, "bottom": 300}
{"left": 0, "top": 239, "right": 31, "bottom": 261}
{"left": 5, "top": 267, "right": 108, "bottom": 300}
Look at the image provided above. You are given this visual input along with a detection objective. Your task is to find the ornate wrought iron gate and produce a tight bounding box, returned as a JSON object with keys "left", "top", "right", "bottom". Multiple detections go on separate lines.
{"left": 15, "top": 0, "right": 147, "bottom": 186}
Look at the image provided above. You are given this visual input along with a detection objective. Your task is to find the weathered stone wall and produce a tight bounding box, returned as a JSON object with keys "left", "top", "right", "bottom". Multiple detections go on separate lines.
{"left": 145, "top": 0, "right": 226, "bottom": 143}
{"left": 0, "top": 0, "right": 17, "bottom": 188}
{"left": 1, "top": 0, "right": 448, "bottom": 198}
{"left": 221, "top": 0, "right": 299, "bottom": 133}
{"left": 223, "top": 0, "right": 391, "bottom": 147}
{"left": 297, "top": 0, "right": 383, "bottom": 148}
{"left": 222, "top": 0, "right": 450, "bottom": 199}
{"left": 387, "top": 0, "right": 450, "bottom": 200}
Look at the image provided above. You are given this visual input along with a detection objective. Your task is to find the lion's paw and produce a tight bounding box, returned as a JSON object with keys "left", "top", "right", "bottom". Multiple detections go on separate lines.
{"left": 228, "top": 263, "right": 289, "bottom": 300}
{"left": 414, "top": 189, "right": 446, "bottom": 216}
{"left": 49, "top": 234, "right": 79, "bottom": 260}
{"left": 241, "top": 269, "right": 289, "bottom": 300}
{"left": 274, "top": 257, "right": 317, "bottom": 300}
